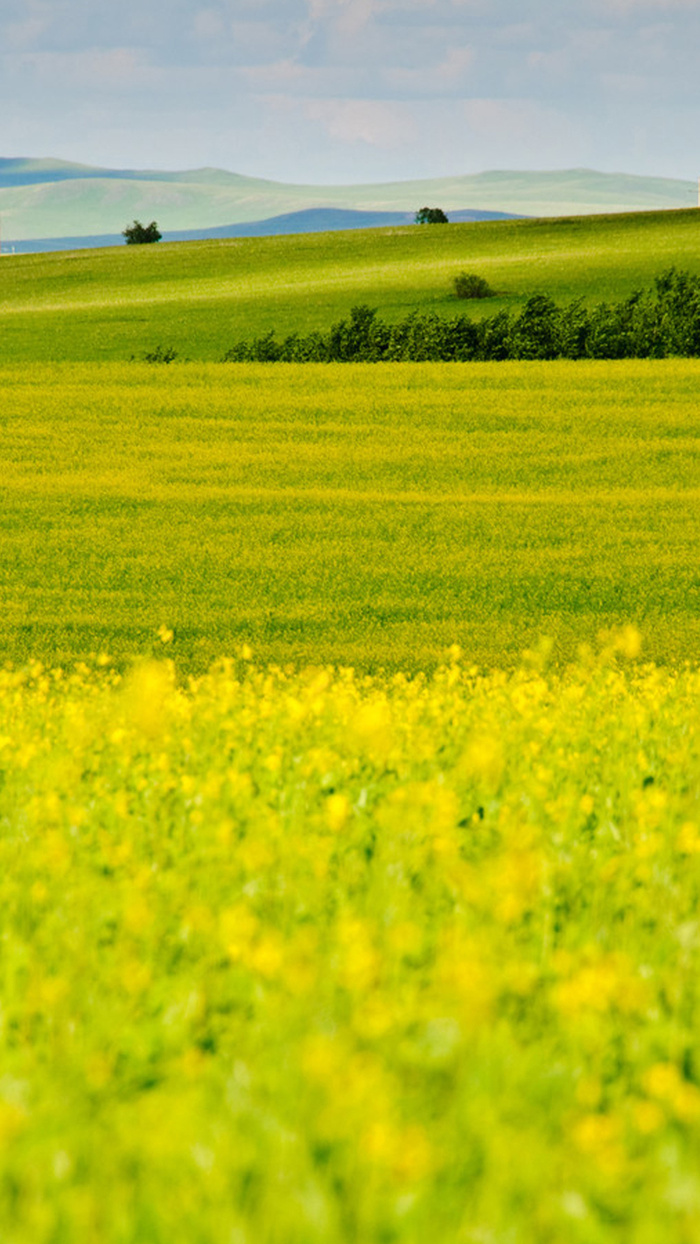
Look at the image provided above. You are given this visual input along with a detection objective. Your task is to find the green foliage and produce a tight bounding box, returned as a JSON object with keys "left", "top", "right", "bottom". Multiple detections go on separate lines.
{"left": 224, "top": 270, "right": 700, "bottom": 363}
{"left": 141, "top": 344, "right": 179, "bottom": 363}
{"left": 511, "top": 294, "right": 561, "bottom": 360}
{"left": 453, "top": 271, "right": 495, "bottom": 299}
{"left": 123, "top": 219, "right": 162, "bottom": 244}
{"left": 415, "top": 206, "right": 449, "bottom": 224}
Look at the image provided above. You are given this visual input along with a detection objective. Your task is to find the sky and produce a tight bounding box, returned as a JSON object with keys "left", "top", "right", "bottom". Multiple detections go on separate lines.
{"left": 1, "top": 0, "right": 699, "bottom": 185}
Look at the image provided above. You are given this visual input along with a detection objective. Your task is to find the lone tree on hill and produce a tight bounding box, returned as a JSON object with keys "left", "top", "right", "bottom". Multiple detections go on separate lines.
{"left": 123, "top": 220, "right": 162, "bottom": 244}
{"left": 454, "top": 271, "right": 495, "bottom": 299}
{"left": 415, "top": 206, "right": 449, "bottom": 224}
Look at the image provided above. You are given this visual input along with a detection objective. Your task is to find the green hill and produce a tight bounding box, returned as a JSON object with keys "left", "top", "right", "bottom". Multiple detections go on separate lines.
{"left": 1, "top": 207, "right": 700, "bottom": 364}
{"left": 0, "top": 159, "right": 694, "bottom": 242}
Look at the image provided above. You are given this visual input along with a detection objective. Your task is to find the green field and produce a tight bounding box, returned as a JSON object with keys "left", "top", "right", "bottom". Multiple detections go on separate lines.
{"left": 2, "top": 359, "right": 699, "bottom": 673}
{"left": 2, "top": 209, "right": 700, "bottom": 362}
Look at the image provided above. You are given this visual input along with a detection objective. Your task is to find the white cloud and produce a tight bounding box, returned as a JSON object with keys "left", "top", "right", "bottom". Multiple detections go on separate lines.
{"left": 385, "top": 44, "right": 475, "bottom": 94}
{"left": 303, "top": 97, "right": 409, "bottom": 147}
{"left": 1, "top": 0, "right": 699, "bottom": 181}
{"left": 192, "top": 8, "right": 226, "bottom": 40}
{"left": 595, "top": 0, "right": 698, "bottom": 10}
{"left": 9, "top": 46, "right": 149, "bottom": 91}
{"left": 4, "top": 16, "right": 49, "bottom": 50}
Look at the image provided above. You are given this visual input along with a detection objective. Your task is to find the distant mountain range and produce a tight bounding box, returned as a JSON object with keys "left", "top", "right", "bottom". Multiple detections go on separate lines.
{"left": 0, "top": 158, "right": 696, "bottom": 251}
{"left": 4, "top": 207, "right": 522, "bottom": 253}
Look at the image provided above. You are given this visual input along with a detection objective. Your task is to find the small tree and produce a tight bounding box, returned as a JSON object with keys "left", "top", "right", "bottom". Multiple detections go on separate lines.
{"left": 415, "top": 206, "right": 449, "bottom": 224}
{"left": 454, "top": 272, "right": 495, "bottom": 299}
{"left": 123, "top": 220, "right": 162, "bottom": 244}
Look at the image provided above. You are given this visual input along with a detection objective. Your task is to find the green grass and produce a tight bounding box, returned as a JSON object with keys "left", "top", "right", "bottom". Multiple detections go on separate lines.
{"left": 2, "top": 209, "right": 700, "bottom": 362}
{"left": 2, "top": 359, "right": 700, "bottom": 672}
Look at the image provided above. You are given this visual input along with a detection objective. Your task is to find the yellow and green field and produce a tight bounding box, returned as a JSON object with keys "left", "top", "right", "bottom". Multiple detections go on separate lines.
{"left": 3, "top": 650, "right": 700, "bottom": 1243}
{"left": 2, "top": 358, "right": 700, "bottom": 671}
{"left": 2, "top": 214, "right": 700, "bottom": 1241}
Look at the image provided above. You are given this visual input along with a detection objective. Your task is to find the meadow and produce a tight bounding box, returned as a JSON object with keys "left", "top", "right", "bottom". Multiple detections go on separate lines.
{"left": 1, "top": 209, "right": 700, "bottom": 362}
{"left": 2, "top": 359, "right": 700, "bottom": 672}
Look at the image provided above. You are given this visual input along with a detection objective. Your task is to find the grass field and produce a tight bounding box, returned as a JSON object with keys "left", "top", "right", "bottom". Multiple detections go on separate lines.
{"left": 3, "top": 653, "right": 700, "bottom": 1243}
{"left": 1, "top": 359, "right": 699, "bottom": 672}
{"left": 2, "top": 209, "right": 700, "bottom": 362}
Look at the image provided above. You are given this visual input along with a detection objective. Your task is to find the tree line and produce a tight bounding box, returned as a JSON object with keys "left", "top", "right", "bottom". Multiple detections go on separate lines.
{"left": 222, "top": 269, "right": 700, "bottom": 362}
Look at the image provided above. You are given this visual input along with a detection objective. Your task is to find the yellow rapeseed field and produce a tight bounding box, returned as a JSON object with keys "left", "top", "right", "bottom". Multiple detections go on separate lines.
{"left": 2, "top": 634, "right": 700, "bottom": 1242}
{"left": 2, "top": 360, "right": 700, "bottom": 671}
{"left": 3, "top": 354, "right": 700, "bottom": 1240}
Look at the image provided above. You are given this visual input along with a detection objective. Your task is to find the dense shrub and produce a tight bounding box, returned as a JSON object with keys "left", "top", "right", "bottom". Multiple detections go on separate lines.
{"left": 510, "top": 294, "right": 561, "bottom": 360}
{"left": 415, "top": 206, "right": 449, "bottom": 224}
{"left": 222, "top": 268, "right": 700, "bottom": 363}
{"left": 454, "top": 272, "right": 495, "bottom": 299}
{"left": 123, "top": 220, "right": 162, "bottom": 244}
{"left": 558, "top": 298, "right": 590, "bottom": 359}
{"left": 140, "top": 344, "right": 179, "bottom": 363}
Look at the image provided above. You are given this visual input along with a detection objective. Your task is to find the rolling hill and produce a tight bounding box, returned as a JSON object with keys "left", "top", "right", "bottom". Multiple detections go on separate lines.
{"left": 1, "top": 205, "right": 700, "bottom": 364}
{"left": 4, "top": 206, "right": 520, "bottom": 254}
{"left": 0, "top": 158, "right": 695, "bottom": 246}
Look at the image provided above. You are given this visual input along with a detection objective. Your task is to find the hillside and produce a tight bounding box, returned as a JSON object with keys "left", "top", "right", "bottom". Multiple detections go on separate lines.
{"left": 3, "top": 207, "right": 520, "bottom": 255}
{"left": 1, "top": 207, "right": 699, "bottom": 364}
{"left": 0, "top": 158, "right": 694, "bottom": 243}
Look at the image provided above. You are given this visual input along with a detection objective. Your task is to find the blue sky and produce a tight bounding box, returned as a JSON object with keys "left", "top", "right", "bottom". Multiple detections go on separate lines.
{"left": 2, "top": 0, "right": 699, "bottom": 182}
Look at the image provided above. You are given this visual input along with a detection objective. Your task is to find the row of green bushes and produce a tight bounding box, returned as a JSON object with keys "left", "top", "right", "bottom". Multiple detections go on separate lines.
{"left": 222, "top": 268, "right": 700, "bottom": 362}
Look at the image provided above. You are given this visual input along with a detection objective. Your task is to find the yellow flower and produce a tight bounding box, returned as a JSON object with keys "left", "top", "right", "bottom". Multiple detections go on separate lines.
{"left": 325, "top": 793, "right": 350, "bottom": 833}
{"left": 632, "top": 1100, "right": 665, "bottom": 1135}
{"left": 121, "top": 960, "right": 152, "bottom": 995}
{"left": 642, "top": 1063, "right": 700, "bottom": 1122}
{"left": 249, "top": 932, "right": 285, "bottom": 979}
{"left": 122, "top": 660, "right": 174, "bottom": 737}
{"left": 616, "top": 625, "right": 642, "bottom": 659}
{"left": 0, "top": 1102, "right": 26, "bottom": 1148}
{"left": 393, "top": 1125, "right": 433, "bottom": 1183}
{"left": 351, "top": 700, "right": 394, "bottom": 762}
{"left": 220, "top": 905, "right": 258, "bottom": 961}
{"left": 677, "top": 822, "right": 700, "bottom": 854}
{"left": 460, "top": 733, "right": 503, "bottom": 787}
{"left": 572, "top": 1113, "right": 625, "bottom": 1173}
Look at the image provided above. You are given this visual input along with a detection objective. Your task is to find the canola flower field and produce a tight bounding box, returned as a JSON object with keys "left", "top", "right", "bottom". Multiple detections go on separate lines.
{"left": 3, "top": 641, "right": 700, "bottom": 1242}
{"left": 4, "top": 346, "right": 700, "bottom": 1241}
{"left": 3, "top": 359, "right": 700, "bottom": 672}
